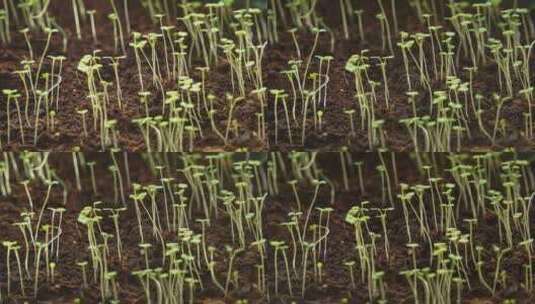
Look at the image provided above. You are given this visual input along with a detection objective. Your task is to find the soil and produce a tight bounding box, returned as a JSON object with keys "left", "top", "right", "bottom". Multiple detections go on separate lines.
{"left": 0, "top": 153, "right": 534, "bottom": 303}
{"left": 1, "top": 1, "right": 534, "bottom": 151}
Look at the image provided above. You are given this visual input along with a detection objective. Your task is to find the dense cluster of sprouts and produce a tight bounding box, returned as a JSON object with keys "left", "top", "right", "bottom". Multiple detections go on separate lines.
{"left": 0, "top": 152, "right": 533, "bottom": 303}
{"left": 0, "top": 0, "right": 534, "bottom": 150}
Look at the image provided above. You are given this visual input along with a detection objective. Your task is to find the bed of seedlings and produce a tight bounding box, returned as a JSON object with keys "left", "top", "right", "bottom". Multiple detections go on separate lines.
{"left": 266, "top": 0, "right": 535, "bottom": 151}
{"left": 0, "top": 0, "right": 534, "bottom": 151}
{"left": 0, "top": 152, "right": 533, "bottom": 303}
{"left": 2, "top": 1, "right": 535, "bottom": 304}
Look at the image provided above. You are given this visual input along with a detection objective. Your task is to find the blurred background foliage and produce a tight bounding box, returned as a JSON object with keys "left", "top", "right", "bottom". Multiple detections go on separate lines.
{"left": 200, "top": 0, "right": 267, "bottom": 9}
{"left": 469, "top": 0, "right": 535, "bottom": 7}
{"left": 199, "top": 0, "right": 534, "bottom": 11}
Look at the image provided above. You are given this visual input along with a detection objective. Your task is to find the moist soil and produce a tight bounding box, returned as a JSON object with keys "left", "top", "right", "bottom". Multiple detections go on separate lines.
{"left": 1, "top": 1, "right": 534, "bottom": 151}
{"left": 0, "top": 153, "right": 534, "bottom": 303}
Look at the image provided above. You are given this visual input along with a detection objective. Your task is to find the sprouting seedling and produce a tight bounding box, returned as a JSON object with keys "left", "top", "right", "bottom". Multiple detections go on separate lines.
{"left": 71, "top": 152, "right": 83, "bottom": 192}
{"left": 108, "top": 0, "right": 125, "bottom": 53}
{"left": 339, "top": 147, "right": 350, "bottom": 190}
{"left": 373, "top": 56, "right": 393, "bottom": 109}
{"left": 105, "top": 207, "right": 126, "bottom": 261}
{"left": 108, "top": 13, "right": 122, "bottom": 53}
{"left": 280, "top": 68, "right": 299, "bottom": 122}
{"left": 313, "top": 55, "right": 333, "bottom": 109}
{"left": 317, "top": 261, "right": 324, "bottom": 283}
{"left": 2, "top": 241, "right": 19, "bottom": 296}
{"left": 87, "top": 10, "right": 98, "bottom": 44}
{"left": 302, "top": 27, "right": 326, "bottom": 89}
{"left": 397, "top": 33, "right": 415, "bottom": 91}
{"left": 344, "top": 109, "right": 356, "bottom": 137}
{"left": 32, "top": 90, "right": 46, "bottom": 144}
{"left": 122, "top": 0, "right": 131, "bottom": 33}
{"left": 339, "top": 0, "right": 349, "bottom": 39}
{"left": 301, "top": 179, "right": 325, "bottom": 240}
{"left": 77, "top": 261, "right": 89, "bottom": 288}
{"left": 491, "top": 94, "right": 512, "bottom": 143}
{"left": 300, "top": 241, "right": 314, "bottom": 297}
{"left": 287, "top": 28, "right": 302, "bottom": 60}
{"left": 206, "top": 246, "right": 225, "bottom": 294}
{"left": 372, "top": 270, "right": 386, "bottom": 302}
{"left": 20, "top": 28, "right": 33, "bottom": 60}
{"left": 492, "top": 245, "right": 511, "bottom": 294}
{"left": 224, "top": 245, "right": 243, "bottom": 295}
{"left": 106, "top": 56, "right": 126, "bottom": 109}
{"left": 406, "top": 91, "right": 419, "bottom": 118}
{"left": 129, "top": 34, "right": 147, "bottom": 90}
{"left": 278, "top": 92, "right": 293, "bottom": 144}
{"left": 344, "top": 260, "right": 356, "bottom": 289}
{"left": 138, "top": 91, "right": 152, "bottom": 118}
{"left": 33, "top": 241, "right": 47, "bottom": 298}
{"left": 49, "top": 262, "right": 57, "bottom": 284}
{"left": 270, "top": 89, "right": 286, "bottom": 144}
{"left": 353, "top": 10, "right": 366, "bottom": 43}
{"left": 350, "top": 161, "right": 365, "bottom": 195}
{"left": 375, "top": 207, "right": 393, "bottom": 261}
{"left": 12, "top": 66, "right": 31, "bottom": 126}
{"left": 35, "top": 28, "right": 58, "bottom": 88}
{"left": 160, "top": 24, "right": 176, "bottom": 79}
{"left": 300, "top": 90, "right": 315, "bottom": 145}
{"left": 76, "top": 109, "right": 89, "bottom": 137}
{"left": 270, "top": 240, "right": 293, "bottom": 296}
{"left": 308, "top": 107, "right": 319, "bottom": 132}
{"left": 3, "top": 89, "right": 24, "bottom": 144}
{"left": 375, "top": 0, "right": 393, "bottom": 54}
{"left": 389, "top": 0, "right": 399, "bottom": 35}
{"left": 518, "top": 238, "right": 533, "bottom": 292}
{"left": 412, "top": 32, "right": 432, "bottom": 86}
{"left": 316, "top": 206, "right": 334, "bottom": 261}
{"left": 371, "top": 119, "right": 386, "bottom": 149}
{"left": 71, "top": 0, "right": 82, "bottom": 39}
{"left": 0, "top": 8, "right": 11, "bottom": 44}
{"left": 11, "top": 243, "right": 25, "bottom": 296}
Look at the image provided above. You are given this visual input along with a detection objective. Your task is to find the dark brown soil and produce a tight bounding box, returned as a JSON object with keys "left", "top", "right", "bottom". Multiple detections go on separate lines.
{"left": 0, "top": 1, "right": 534, "bottom": 151}
{"left": 0, "top": 153, "right": 534, "bottom": 303}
